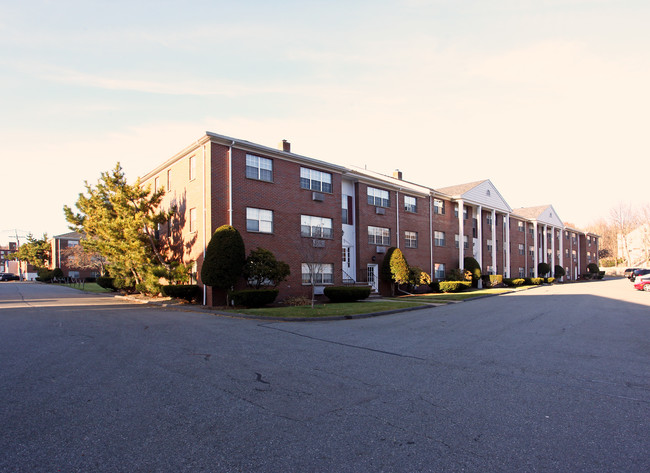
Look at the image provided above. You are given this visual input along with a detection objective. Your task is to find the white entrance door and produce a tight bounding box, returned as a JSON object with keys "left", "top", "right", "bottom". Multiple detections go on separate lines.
{"left": 367, "top": 264, "right": 378, "bottom": 292}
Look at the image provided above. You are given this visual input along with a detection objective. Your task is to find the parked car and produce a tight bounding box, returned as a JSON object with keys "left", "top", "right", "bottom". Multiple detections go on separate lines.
{"left": 0, "top": 273, "right": 20, "bottom": 281}
{"left": 633, "top": 275, "right": 650, "bottom": 291}
{"left": 624, "top": 268, "right": 639, "bottom": 279}
{"left": 629, "top": 268, "right": 650, "bottom": 281}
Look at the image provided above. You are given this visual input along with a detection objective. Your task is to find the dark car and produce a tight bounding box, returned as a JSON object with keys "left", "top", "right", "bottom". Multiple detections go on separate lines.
{"left": 624, "top": 268, "right": 639, "bottom": 279}
{"left": 0, "top": 273, "right": 20, "bottom": 281}
{"left": 630, "top": 268, "right": 650, "bottom": 281}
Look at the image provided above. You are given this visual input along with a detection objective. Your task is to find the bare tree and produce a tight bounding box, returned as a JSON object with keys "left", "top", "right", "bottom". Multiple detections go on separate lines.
{"left": 586, "top": 218, "right": 618, "bottom": 265}
{"left": 609, "top": 202, "right": 637, "bottom": 266}
{"left": 638, "top": 203, "right": 650, "bottom": 265}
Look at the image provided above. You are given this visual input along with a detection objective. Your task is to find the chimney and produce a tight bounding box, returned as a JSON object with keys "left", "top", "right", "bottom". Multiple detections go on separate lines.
{"left": 393, "top": 169, "right": 403, "bottom": 180}
{"left": 280, "top": 139, "right": 291, "bottom": 153}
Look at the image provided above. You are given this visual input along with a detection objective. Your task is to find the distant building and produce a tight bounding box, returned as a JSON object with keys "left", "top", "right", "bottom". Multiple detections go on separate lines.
{"left": 618, "top": 224, "right": 650, "bottom": 267}
{"left": 48, "top": 232, "right": 101, "bottom": 279}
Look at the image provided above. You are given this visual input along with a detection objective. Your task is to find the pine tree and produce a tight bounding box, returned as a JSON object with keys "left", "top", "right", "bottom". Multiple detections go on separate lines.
{"left": 201, "top": 225, "right": 246, "bottom": 294}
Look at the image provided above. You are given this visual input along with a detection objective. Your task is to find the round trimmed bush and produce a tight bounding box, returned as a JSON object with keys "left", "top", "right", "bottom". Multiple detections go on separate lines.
{"left": 554, "top": 265, "right": 566, "bottom": 278}
{"left": 438, "top": 281, "right": 472, "bottom": 293}
{"left": 323, "top": 286, "right": 371, "bottom": 302}
{"left": 96, "top": 277, "right": 115, "bottom": 290}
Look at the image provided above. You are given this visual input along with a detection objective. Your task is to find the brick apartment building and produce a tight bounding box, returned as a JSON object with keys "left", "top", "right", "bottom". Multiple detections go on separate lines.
{"left": 48, "top": 231, "right": 100, "bottom": 279}
{"left": 141, "top": 131, "right": 599, "bottom": 304}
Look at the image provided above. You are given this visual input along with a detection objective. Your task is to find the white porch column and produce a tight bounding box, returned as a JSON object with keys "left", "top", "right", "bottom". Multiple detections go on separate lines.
{"left": 491, "top": 209, "right": 497, "bottom": 274}
{"left": 577, "top": 233, "right": 581, "bottom": 277}
{"left": 477, "top": 205, "right": 482, "bottom": 266}
{"left": 543, "top": 224, "right": 548, "bottom": 264}
{"left": 458, "top": 200, "right": 465, "bottom": 267}
{"left": 505, "top": 214, "right": 511, "bottom": 278}
{"left": 551, "top": 227, "right": 556, "bottom": 274}
{"left": 533, "top": 222, "right": 539, "bottom": 277}
{"left": 559, "top": 229, "right": 564, "bottom": 280}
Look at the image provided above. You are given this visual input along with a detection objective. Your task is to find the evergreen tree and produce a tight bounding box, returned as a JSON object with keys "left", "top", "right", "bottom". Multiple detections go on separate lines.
{"left": 8, "top": 233, "right": 51, "bottom": 269}
{"left": 380, "top": 247, "right": 410, "bottom": 295}
{"left": 201, "top": 225, "right": 246, "bottom": 295}
{"left": 63, "top": 163, "right": 171, "bottom": 290}
{"left": 242, "top": 247, "right": 290, "bottom": 289}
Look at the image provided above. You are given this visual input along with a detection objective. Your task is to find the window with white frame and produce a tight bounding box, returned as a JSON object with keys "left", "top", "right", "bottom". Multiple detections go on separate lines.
{"left": 246, "top": 154, "right": 273, "bottom": 182}
{"left": 302, "top": 263, "right": 333, "bottom": 284}
{"left": 587, "top": 251, "right": 591, "bottom": 260}
{"left": 300, "top": 167, "right": 332, "bottom": 193}
{"left": 404, "top": 231, "right": 418, "bottom": 248}
{"left": 529, "top": 246, "right": 535, "bottom": 256}
{"left": 434, "top": 199, "right": 445, "bottom": 214}
{"left": 486, "top": 214, "right": 493, "bottom": 225}
{"left": 518, "top": 221, "right": 524, "bottom": 232}
{"left": 529, "top": 268, "right": 535, "bottom": 277}
{"left": 301, "top": 215, "right": 333, "bottom": 239}
{"left": 189, "top": 208, "right": 197, "bottom": 233}
{"left": 368, "top": 226, "right": 390, "bottom": 245}
{"left": 154, "top": 176, "right": 160, "bottom": 192}
{"left": 246, "top": 207, "right": 273, "bottom": 233}
{"left": 434, "top": 263, "right": 445, "bottom": 279}
{"left": 454, "top": 234, "right": 459, "bottom": 249}
{"left": 518, "top": 267, "right": 525, "bottom": 278}
{"left": 487, "top": 239, "right": 493, "bottom": 252}
{"left": 189, "top": 156, "right": 196, "bottom": 181}
{"left": 529, "top": 225, "right": 534, "bottom": 235}
{"left": 487, "top": 265, "right": 494, "bottom": 275}
{"left": 404, "top": 195, "right": 417, "bottom": 213}
{"left": 68, "top": 240, "right": 79, "bottom": 247}
{"left": 434, "top": 231, "right": 446, "bottom": 247}
{"left": 167, "top": 169, "right": 171, "bottom": 190}
{"left": 464, "top": 235, "right": 469, "bottom": 249}
{"left": 565, "top": 248, "right": 569, "bottom": 256}
{"left": 454, "top": 204, "right": 468, "bottom": 219}
{"left": 367, "top": 186, "right": 390, "bottom": 207}
{"left": 572, "top": 250, "right": 577, "bottom": 260}
{"left": 518, "top": 244, "right": 525, "bottom": 255}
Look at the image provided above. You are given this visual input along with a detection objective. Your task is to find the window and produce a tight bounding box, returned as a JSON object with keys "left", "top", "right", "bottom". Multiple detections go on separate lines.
{"left": 565, "top": 231, "right": 569, "bottom": 240}
{"left": 189, "top": 208, "right": 197, "bottom": 233}
{"left": 434, "top": 231, "right": 446, "bottom": 247}
{"left": 565, "top": 248, "right": 569, "bottom": 256}
{"left": 342, "top": 195, "right": 352, "bottom": 225}
{"left": 68, "top": 240, "right": 79, "bottom": 247}
{"left": 529, "top": 268, "right": 535, "bottom": 278}
{"left": 588, "top": 236, "right": 592, "bottom": 246}
{"left": 518, "top": 221, "right": 524, "bottom": 232}
{"left": 189, "top": 156, "right": 196, "bottom": 181}
{"left": 368, "top": 226, "right": 390, "bottom": 245}
{"left": 572, "top": 250, "right": 577, "bottom": 260}
{"left": 487, "top": 265, "right": 494, "bottom": 275}
{"left": 300, "top": 167, "right": 332, "bottom": 193}
{"left": 487, "top": 240, "right": 493, "bottom": 252}
{"left": 529, "top": 246, "right": 535, "bottom": 256}
{"left": 486, "top": 214, "right": 493, "bottom": 225}
{"left": 367, "top": 187, "right": 390, "bottom": 207}
{"left": 518, "top": 244, "right": 525, "bottom": 255}
{"left": 167, "top": 169, "right": 171, "bottom": 190}
{"left": 518, "top": 267, "right": 525, "bottom": 278}
{"left": 302, "top": 263, "right": 334, "bottom": 284}
{"left": 434, "top": 199, "right": 445, "bottom": 215}
{"left": 154, "top": 176, "right": 160, "bottom": 192}
{"left": 455, "top": 234, "right": 459, "bottom": 249}
{"left": 301, "top": 215, "right": 333, "bottom": 239}
{"left": 246, "top": 207, "right": 273, "bottom": 233}
{"left": 464, "top": 235, "right": 469, "bottom": 249}
{"left": 246, "top": 154, "right": 273, "bottom": 182}
{"left": 404, "top": 196, "right": 417, "bottom": 213}
{"left": 587, "top": 251, "right": 591, "bottom": 260}
{"left": 68, "top": 270, "right": 80, "bottom": 278}
{"left": 405, "top": 231, "right": 418, "bottom": 248}
{"left": 434, "top": 263, "right": 445, "bottom": 279}
{"left": 454, "top": 204, "right": 468, "bottom": 219}
{"left": 529, "top": 225, "right": 534, "bottom": 235}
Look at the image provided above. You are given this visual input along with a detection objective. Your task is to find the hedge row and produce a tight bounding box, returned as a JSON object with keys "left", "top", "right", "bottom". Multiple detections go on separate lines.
{"left": 323, "top": 286, "right": 371, "bottom": 302}
{"left": 161, "top": 285, "right": 201, "bottom": 302}
{"left": 439, "top": 281, "right": 472, "bottom": 293}
{"left": 229, "top": 289, "right": 279, "bottom": 308}
{"left": 503, "top": 278, "right": 526, "bottom": 287}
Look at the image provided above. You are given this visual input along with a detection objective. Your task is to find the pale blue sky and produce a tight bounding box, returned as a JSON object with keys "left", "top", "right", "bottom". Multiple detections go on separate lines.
{"left": 2, "top": 0, "right": 648, "bottom": 244}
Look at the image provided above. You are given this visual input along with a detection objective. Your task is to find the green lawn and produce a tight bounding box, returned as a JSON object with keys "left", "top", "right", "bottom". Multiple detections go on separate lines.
{"left": 59, "top": 282, "right": 114, "bottom": 293}
{"left": 221, "top": 300, "right": 426, "bottom": 318}
{"left": 392, "top": 287, "right": 516, "bottom": 303}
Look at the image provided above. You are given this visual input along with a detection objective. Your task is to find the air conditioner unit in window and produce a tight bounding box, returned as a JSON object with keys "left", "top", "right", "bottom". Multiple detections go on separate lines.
{"left": 376, "top": 246, "right": 387, "bottom": 254}
{"left": 375, "top": 207, "right": 385, "bottom": 215}
{"left": 312, "top": 239, "right": 326, "bottom": 248}
{"left": 312, "top": 192, "right": 324, "bottom": 202}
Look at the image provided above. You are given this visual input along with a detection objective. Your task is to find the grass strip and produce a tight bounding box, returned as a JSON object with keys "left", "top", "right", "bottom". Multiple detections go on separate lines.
{"left": 59, "top": 282, "right": 114, "bottom": 293}
{"left": 222, "top": 300, "right": 425, "bottom": 318}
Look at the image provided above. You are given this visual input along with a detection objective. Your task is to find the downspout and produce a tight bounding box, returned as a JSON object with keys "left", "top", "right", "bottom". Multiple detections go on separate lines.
{"left": 429, "top": 194, "right": 433, "bottom": 277}
{"left": 229, "top": 141, "right": 234, "bottom": 226}
{"left": 202, "top": 143, "right": 207, "bottom": 306}
{"left": 396, "top": 190, "right": 400, "bottom": 248}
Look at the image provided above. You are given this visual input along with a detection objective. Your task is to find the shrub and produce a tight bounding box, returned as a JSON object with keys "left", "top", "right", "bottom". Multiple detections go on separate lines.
{"left": 481, "top": 274, "right": 503, "bottom": 288}
{"left": 96, "top": 277, "right": 115, "bottom": 290}
{"left": 52, "top": 267, "right": 64, "bottom": 280}
{"left": 408, "top": 266, "right": 431, "bottom": 289}
{"left": 447, "top": 268, "right": 472, "bottom": 282}
{"left": 428, "top": 281, "right": 440, "bottom": 293}
{"left": 546, "top": 277, "right": 555, "bottom": 284}
{"left": 229, "top": 289, "right": 279, "bottom": 308}
{"left": 113, "top": 277, "right": 135, "bottom": 291}
{"left": 201, "top": 225, "right": 246, "bottom": 290}
{"left": 438, "top": 281, "right": 472, "bottom": 293}
{"left": 587, "top": 263, "right": 599, "bottom": 274}
{"left": 324, "top": 286, "right": 372, "bottom": 302}
{"left": 530, "top": 277, "right": 544, "bottom": 285}
{"left": 161, "top": 284, "right": 201, "bottom": 302}
{"left": 504, "top": 278, "right": 525, "bottom": 287}
{"left": 537, "top": 262, "right": 551, "bottom": 277}
{"left": 463, "top": 257, "right": 481, "bottom": 287}
{"left": 243, "top": 247, "right": 290, "bottom": 289}
{"left": 554, "top": 265, "right": 566, "bottom": 278}
{"left": 84, "top": 277, "right": 97, "bottom": 283}
{"left": 37, "top": 268, "right": 53, "bottom": 283}
{"left": 597, "top": 271, "right": 605, "bottom": 280}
